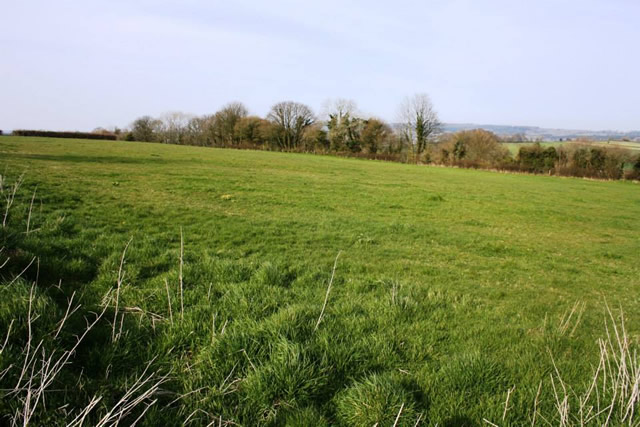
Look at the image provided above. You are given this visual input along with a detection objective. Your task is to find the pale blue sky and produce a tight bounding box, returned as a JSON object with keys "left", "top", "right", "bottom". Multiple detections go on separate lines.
{"left": 2, "top": 0, "right": 639, "bottom": 131}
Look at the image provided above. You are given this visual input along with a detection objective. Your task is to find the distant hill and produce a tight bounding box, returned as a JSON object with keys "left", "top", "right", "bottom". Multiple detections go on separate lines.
{"left": 441, "top": 123, "right": 640, "bottom": 142}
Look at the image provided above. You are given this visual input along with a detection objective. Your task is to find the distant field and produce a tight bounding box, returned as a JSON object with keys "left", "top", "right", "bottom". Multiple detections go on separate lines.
{"left": 502, "top": 139, "right": 640, "bottom": 155}
{"left": 1, "top": 136, "right": 639, "bottom": 425}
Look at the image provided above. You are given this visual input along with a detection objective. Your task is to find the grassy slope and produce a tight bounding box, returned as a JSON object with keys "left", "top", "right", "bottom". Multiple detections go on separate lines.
{"left": 1, "top": 136, "right": 639, "bottom": 425}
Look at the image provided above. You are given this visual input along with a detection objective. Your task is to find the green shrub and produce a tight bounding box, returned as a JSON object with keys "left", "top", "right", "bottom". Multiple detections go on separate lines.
{"left": 625, "top": 154, "right": 640, "bottom": 180}
{"left": 556, "top": 145, "right": 630, "bottom": 179}
{"left": 516, "top": 143, "right": 558, "bottom": 173}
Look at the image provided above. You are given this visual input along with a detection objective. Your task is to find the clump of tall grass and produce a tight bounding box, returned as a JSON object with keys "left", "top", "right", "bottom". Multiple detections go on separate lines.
{"left": 537, "top": 304, "right": 640, "bottom": 425}
{"left": 0, "top": 174, "right": 168, "bottom": 425}
{"left": 490, "top": 302, "right": 640, "bottom": 425}
{"left": 334, "top": 371, "right": 422, "bottom": 426}
{"left": 1, "top": 265, "right": 169, "bottom": 426}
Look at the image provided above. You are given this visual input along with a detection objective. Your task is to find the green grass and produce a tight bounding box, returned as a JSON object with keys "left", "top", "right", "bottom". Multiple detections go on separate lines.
{"left": 1, "top": 136, "right": 639, "bottom": 425}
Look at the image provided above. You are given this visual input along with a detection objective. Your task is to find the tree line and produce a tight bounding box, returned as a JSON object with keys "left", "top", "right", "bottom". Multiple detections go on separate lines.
{"left": 111, "top": 95, "right": 639, "bottom": 181}
{"left": 11, "top": 129, "right": 117, "bottom": 140}
{"left": 8, "top": 94, "right": 639, "bottom": 180}
{"left": 110, "top": 95, "right": 439, "bottom": 160}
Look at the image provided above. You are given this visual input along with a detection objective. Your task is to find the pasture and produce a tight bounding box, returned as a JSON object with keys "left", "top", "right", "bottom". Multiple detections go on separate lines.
{"left": 501, "top": 139, "right": 640, "bottom": 155}
{"left": 1, "top": 136, "right": 639, "bottom": 425}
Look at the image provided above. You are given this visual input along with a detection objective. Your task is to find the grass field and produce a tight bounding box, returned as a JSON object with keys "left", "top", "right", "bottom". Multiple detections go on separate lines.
{"left": 1, "top": 136, "right": 639, "bottom": 425}
{"left": 502, "top": 140, "right": 640, "bottom": 155}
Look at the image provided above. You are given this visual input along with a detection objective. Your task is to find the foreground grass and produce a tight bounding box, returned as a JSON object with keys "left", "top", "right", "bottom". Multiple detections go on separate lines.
{"left": 1, "top": 136, "right": 639, "bottom": 425}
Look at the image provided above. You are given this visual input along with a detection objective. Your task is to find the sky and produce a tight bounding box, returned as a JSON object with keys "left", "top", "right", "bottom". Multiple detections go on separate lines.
{"left": 1, "top": 0, "right": 639, "bottom": 132}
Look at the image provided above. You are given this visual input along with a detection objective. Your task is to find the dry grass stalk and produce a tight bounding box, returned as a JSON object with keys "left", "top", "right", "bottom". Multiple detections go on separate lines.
{"left": 7, "top": 256, "right": 36, "bottom": 287}
{"left": 112, "top": 237, "right": 133, "bottom": 342}
{"left": 531, "top": 380, "right": 542, "bottom": 426}
{"left": 2, "top": 173, "right": 24, "bottom": 228}
{"left": 9, "top": 291, "right": 108, "bottom": 426}
{"left": 0, "top": 247, "right": 9, "bottom": 269}
{"left": 392, "top": 402, "right": 404, "bottom": 427}
{"left": 179, "top": 227, "right": 185, "bottom": 320}
{"left": 93, "top": 358, "right": 169, "bottom": 426}
{"left": 66, "top": 395, "right": 102, "bottom": 427}
{"left": 184, "top": 408, "right": 208, "bottom": 425}
{"left": 314, "top": 251, "right": 341, "bottom": 331}
{"left": 503, "top": 385, "right": 515, "bottom": 421}
{"left": 240, "top": 349, "right": 257, "bottom": 371}
{"left": 211, "top": 313, "right": 216, "bottom": 344}
{"left": 14, "top": 283, "right": 36, "bottom": 397}
{"left": 558, "top": 301, "right": 586, "bottom": 337}
{"left": 1, "top": 319, "right": 14, "bottom": 355}
{"left": 165, "top": 278, "right": 174, "bottom": 325}
{"left": 1, "top": 174, "right": 167, "bottom": 426}
{"left": 25, "top": 186, "right": 37, "bottom": 234}
{"left": 543, "top": 303, "right": 640, "bottom": 426}
{"left": 219, "top": 363, "right": 240, "bottom": 396}
{"left": 53, "top": 291, "right": 80, "bottom": 339}
{"left": 391, "top": 281, "right": 399, "bottom": 305}
{"left": 477, "top": 304, "right": 640, "bottom": 426}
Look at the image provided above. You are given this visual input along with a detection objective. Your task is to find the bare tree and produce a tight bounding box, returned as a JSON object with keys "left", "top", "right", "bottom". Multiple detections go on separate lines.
{"left": 266, "top": 101, "right": 315, "bottom": 150}
{"left": 398, "top": 93, "right": 441, "bottom": 158}
{"left": 211, "top": 101, "right": 248, "bottom": 145}
{"left": 183, "top": 116, "right": 208, "bottom": 146}
{"left": 158, "top": 112, "right": 194, "bottom": 145}
{"left": 321, "top": 98, "right": 359, "bottom": 122}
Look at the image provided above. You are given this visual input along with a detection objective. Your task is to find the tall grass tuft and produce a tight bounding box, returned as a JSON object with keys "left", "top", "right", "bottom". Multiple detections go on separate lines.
{"left": 538, "top": 304, "right": 640, "bottom": 425}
